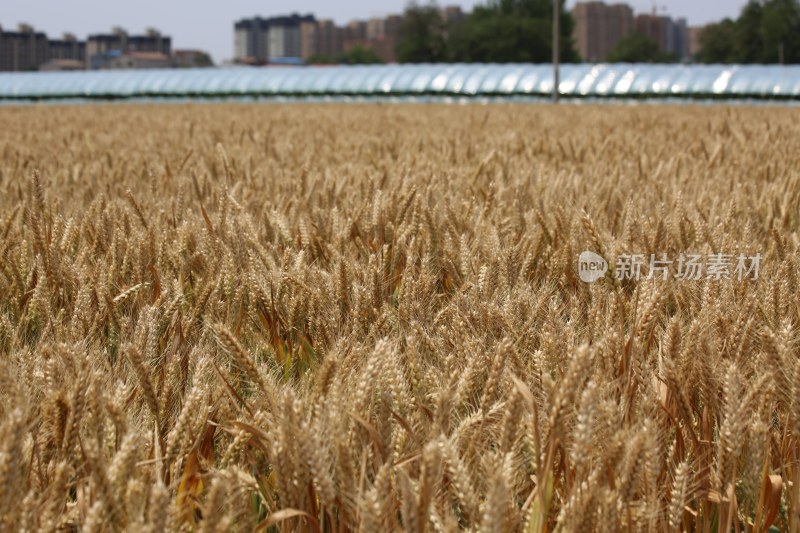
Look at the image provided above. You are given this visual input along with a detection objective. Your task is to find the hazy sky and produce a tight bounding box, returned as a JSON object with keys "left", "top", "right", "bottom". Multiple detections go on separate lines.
{"left": 3, "top": 1, "right": 748, "bottom": 64}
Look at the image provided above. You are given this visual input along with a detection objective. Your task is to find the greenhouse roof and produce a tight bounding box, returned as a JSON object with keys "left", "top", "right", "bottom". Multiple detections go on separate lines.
{"left": 0, "top": 64, "right": 799, "bottom": 101}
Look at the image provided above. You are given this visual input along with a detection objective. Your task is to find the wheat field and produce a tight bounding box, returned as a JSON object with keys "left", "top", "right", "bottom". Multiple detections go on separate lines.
{"left": 0, "top": 102, "right": 799, "bottom": 532}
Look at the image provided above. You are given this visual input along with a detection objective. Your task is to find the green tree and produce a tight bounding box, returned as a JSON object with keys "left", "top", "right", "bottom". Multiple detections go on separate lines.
{"left": 696, "top": 0, "right": 800, "bottom": 64}
{"left": 396, "top": 2, "right": 450, "bottom": 62}
{"left": 695, "top": 19, "right": 737, "bottom": 63}
{"left": 761, "top": 0, "right": 800, "bottom": 62}
{"left": 449, "top": 0, "right": 578, "bottom": 63}
{"left": 306, "top": 47, "right": 384, "bottom": 65}
{"left": 396, "top": 0, "right": 579, "bottom": 63}
{"left": 181, "top": 52, "right": 213, "bottom": 68}
{"left": 734, "top": 1, "right": 764, "bottom": 62}
{"left": 607, "top": 32, "right": 678, "bottom": 63}
{"left": 195, "top": 53, "right": 214, "bottom": 67}
{"left": 452, "top": 0, "right": 579, "bottom": 63}
{"left": 305, "top": 54, "right": 336, "bottom": 65}
{"left": 339, "top": 46, "right": 384, "bottom": 65}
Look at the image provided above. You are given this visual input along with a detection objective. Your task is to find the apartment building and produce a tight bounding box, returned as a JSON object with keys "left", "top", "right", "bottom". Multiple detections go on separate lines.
{"left": 300, "top": 20, "right": 317, "bottom": 61}
{"left": 86, "top": 26, "right": 128, "bottom": 65}
{"left": 340, "top": 21, "right": 367, "bottom": 58}
{"left": 571, "top": 2, "right": 691, "bottom": 62}
{"left": 635, "top": 14, "right": 688, "bottom": 60}
{"left": 234, "top": 17, "right": 269, "bottom": 63}
{"left": 128, "top": 28, "right": 171, "bottom": 55}
{"left": 315, "top": 19, "right": 344, "bottom": 59}
{"left": 234, "top": 14, "right": 314, "bottom": 64}
{"left": 0, "top": 23, "right": 48, "bottom": 71}
{"left": 673, "top": 18, "right": 689, "bottom": 60}
{"left": 366, "top": 18, "right": 385, "bottom": 41}
{"left": 688, "top": 26, "right": 704, "bottom": 59}
{"left": 234, "top": 5, "right": 462, "bottom": 65}
{"left": 87, "top": 27, "right": 171, "bottom": 69}
{"left": 362, "top": 15, "right": 403, "bottom": 63}
{"left": 108, "top": 51, "right": 173, "bottom": 69}
{"left": 1, "top": 22, "right": 181, "bottom": 71}
{"left": 48, "top": 33, "right": 86, "bottom": 63}
{"left": 572, "top": 2, "right": 634, "bottom": 61}
{"left": 269, "top": 15, "right": 312, "bottom": 61}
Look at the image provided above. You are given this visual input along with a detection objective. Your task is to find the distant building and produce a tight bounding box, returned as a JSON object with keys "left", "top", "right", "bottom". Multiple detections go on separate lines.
{"left": 0, "top": 23, "right": 173, "bottom": 71}
{"left": 39, "top": 58, "right": 86, "bottom": 71}
{"left": 89, "top": 49, "right": 123, "bottom": 70}
{"left": 635, "top": 14, "right": 689, "bottom": 60}
{"left": 234, "top": 17, "right": 269, "bottom": 63}
{"left": 385, "top": 15, "right": 404, "bottom": 37}
{"left": 673, "top": 18, "right": 689, "bottom": 60}
{"left": 366, "top": 18, "right": 385, "bottom": 41}
{"left": 128, "top": 28, "right": 171, "bottom": 55}
{"left": 572, "top": 2, "right": 634, "bottom": 62}
{"left": 48, "top": 33, "right": 86, "bottom": 64}
{"left": 267, "top": 17, "right": 302, "bottom": 61}
{"left": 688, "top": 26, "right": 704, "bottom": 59}
{"left": 268, "top": 25, "right": 292, "bottom": 59}
{"left": 571, "top": 2, "right": 691, "bottom": 62}
{"left": 365, "top": 15, "right": 402, "bottom": 63}
{"left": 107, "top": 51, "right": 173, "bottom": 69}
{"left": 87, "top": 27, "right": 171, "bottom": 69}
{"left": 232, "top": 9, "right": 460, "bottom": 65}
{"left": 234, "top": 14, "right": 314, "bottom": 64}
{"left": 86, "top": 27, "right": 129, "bottom": 63}
{"left": 345, "top": 20, "right": 367, "bottom": 43}
{"left": 315, "top": 19, "right": 344, "bottom": 60}
{"left": 0, "top": 23, "right": 48, "bottom": 71}
{"left": 342, "top": 20, "right": 373, "bottom": 58}
{"left": 300, "top": 20, "right": 317, "bottom": 60}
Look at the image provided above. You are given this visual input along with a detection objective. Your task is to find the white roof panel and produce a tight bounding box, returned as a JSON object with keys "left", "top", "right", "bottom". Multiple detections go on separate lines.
{"left": 1, "top": 64, "right": 798, "bottom": 100}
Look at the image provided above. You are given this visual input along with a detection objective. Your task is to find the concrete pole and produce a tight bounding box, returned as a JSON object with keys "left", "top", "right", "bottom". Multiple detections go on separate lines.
{"left": 553, "top": 0, "right": 560, "bottom": 103}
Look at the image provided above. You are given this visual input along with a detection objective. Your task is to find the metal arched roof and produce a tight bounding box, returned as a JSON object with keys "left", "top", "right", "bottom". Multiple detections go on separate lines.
{"left": 1, "top": 64, "right": 799, "bottom": 100}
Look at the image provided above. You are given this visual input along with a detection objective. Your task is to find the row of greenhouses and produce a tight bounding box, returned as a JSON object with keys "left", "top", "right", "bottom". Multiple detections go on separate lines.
{"left": 0, "top": 64, "right": 799, "bottom": 101}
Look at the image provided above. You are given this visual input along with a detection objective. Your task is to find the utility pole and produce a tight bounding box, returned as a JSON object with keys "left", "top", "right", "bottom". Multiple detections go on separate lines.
{"left": 553, "top": 0, "right": 560, "bottom": 103}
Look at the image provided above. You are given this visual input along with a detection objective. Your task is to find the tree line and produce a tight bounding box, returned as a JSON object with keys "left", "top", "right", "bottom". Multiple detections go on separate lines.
{"left": 311, "top": 0, "right": 800, "bottom": 65}
{"left": 396, "top": 0, "right": 579, "bottom": 63}
{"left": 697, "top": 0, "right": 800, "bottom": 63}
